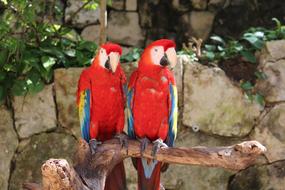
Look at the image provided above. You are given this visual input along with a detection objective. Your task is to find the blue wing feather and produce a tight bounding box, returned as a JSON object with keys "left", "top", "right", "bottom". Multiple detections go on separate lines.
{"left": 167, "top": 84, "right": 178, "bottom": 147}
{"left": 79, "top": 89, "right": 91, "bottom": 142}
{"left": 127, "top": 88, "right": 135, "bottom": 139}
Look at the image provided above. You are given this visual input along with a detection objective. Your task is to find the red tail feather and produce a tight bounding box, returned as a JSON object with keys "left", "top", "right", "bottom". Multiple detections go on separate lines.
{"left": 137, "top": 158, "right": 162, "bottom": 190}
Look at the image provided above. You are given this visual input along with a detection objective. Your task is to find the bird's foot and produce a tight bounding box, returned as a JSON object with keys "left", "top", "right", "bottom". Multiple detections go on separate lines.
{"left": 139, "top": 137, "right": 150, "bottom": 155}
{"left": 152, "top": 138, "right": 168, "bottom": 157}
{"left": 89, "top": 139, "right": 102, "bottom": 155}
{"left": 115, "top": 133, "right": 128, "bottom": 150}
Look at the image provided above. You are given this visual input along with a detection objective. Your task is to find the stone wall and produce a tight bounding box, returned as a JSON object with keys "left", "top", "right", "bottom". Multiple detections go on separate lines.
{"left": 66, "top": 0, "right": 285, "bottom": 49}
{"left": 1, "top": 40, "right": 285, "bottom": 190}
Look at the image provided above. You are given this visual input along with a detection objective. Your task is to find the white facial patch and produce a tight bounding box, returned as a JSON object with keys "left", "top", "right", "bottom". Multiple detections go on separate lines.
{"left": 150, "top": 46, "right": 164, "bottom": 66}
{"left": 99, "top": 48, "right": 108, "bottom": 69}
{"left": 165, "top": 47, "right": 177, "bottom": 68}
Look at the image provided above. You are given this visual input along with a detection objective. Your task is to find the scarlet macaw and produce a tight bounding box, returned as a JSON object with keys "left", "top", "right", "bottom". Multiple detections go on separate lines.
{"left": 127, "top": 39, "right": 178, "bottom": 190}
{"left": 77, "top": 43, "right": 127, "bottom": 190}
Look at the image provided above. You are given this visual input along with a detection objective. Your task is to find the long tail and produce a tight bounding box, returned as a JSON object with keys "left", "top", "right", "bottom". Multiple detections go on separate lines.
{"left": 104, "top": 161, "right": 127, "bottom": 190}
{"left": 137, "top": 158, "right": 162, "bottom": 190}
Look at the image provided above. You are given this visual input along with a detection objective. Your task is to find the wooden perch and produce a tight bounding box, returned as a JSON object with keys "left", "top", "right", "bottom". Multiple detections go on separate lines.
{"left": 23, "top": 136, "right": 266, "bottom": 190}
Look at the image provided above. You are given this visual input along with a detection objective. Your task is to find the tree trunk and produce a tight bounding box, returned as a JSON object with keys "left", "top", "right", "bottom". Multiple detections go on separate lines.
{"left": 99, "top": 0, "right": 107, "bottom": 45}
{"left": 23, "top": 137, "right": 266, "bottom": 190}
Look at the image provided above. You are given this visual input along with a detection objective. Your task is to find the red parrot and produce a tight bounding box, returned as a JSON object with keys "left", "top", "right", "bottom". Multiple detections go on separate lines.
{"left": 77, "top": 43, "right": 127, "bottom": 190}
{"left": 127, "top": 39, "right": 178, "bottom": 190}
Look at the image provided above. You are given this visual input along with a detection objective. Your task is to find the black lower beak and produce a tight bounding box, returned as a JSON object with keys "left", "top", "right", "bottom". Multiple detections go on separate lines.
{"left": 104, "top": 58, "right": 111, "bottom": 71}
{"left": 160, "top": 54, "right": 170, "bottom": 67}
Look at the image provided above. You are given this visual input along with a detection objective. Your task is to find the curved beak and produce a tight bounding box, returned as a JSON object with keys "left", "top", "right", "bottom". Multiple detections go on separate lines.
{"left": 165, "top": 47, "right": 177, "bottom": 69}
{"left": 109, "top": 52, "right": 120, "bottom": 73}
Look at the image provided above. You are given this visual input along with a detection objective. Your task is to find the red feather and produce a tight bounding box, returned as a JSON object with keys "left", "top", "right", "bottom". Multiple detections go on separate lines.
{"left": 101, "top": 42, "right": 122, "bottom": 55}
{"left": 77, "top": 43, "right": 126, "bottom": 190}
{"left": 129, "top": 39, "right": 176, "bottom": 190}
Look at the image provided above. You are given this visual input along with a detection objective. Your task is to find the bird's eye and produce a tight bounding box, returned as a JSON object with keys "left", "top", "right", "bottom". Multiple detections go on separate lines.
{"left": 100, "top": 50, "right": 103, "bottom": 53}
{"left": 154, "top": 48, "right": 158, "bottom": 52}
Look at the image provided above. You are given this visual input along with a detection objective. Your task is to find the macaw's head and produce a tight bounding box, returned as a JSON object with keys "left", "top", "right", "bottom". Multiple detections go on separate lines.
{"left": 92, "top": 42, "right": 122, "bottom": 73}
{"left": 139, "top": 39, "right": 177, "bottom": 72}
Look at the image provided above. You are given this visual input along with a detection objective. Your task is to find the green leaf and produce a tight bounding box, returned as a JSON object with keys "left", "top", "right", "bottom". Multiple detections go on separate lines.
{"left": 205, "top": 51, "right": 215, "bottom": 60}
{"left": 217, "top": 45, "right": 224, "bottom": 51}
{"left": 40, "top": 47, "right": 65, "bottom": 60}
{"left": 27, "top": 78, "right": 45, "bottom": 94}
{"left": 240, "top": 81, "right": 253, "bottom": 90}
{"left": 59, "top": 27, "right": 72, "bottom": 35}
{"left": 63, "top": 29, "right": 81, "bottom": 42}
{"left": 77, "top": 41, "right": 97, "bottom": 51}
{"left": 254, "top": 93, "right": 265, "bottom": 106}
{"left": 254, "top": 31, "right": 264, "bottom": 38}
{"left": 11, "top": 80, "right": 28, "bottom": 96}
{"left": 241, "top": 51, "right": 256, "bottom": 63}
{"left": 233, "top": 44, "right": 243, "bottom": 51}
{"left": 0, "top": 49, "right": 8, "bottom": 66}
{"left": 254, "top": 71, "right": 267, "bottom": 80}
{"left": 41, "top": 56, "right": 56, "bottom": 70}
{"left": 0, "top": 85, "right": 4, "bottom": 101}
{"left": 272, "top": 18, "right": 281, "bottom": 30}
{"left": 210, "top": 35, "right": 225, "bottom": 45}
{"left": 0, "top": 71, "right": 6, "bottom": 81}
{"left": 64, "top": 49, "right": 76, "bottom": 57}
{"left": 242, "top": 33, "right": 264, "bottom": 49}
{"left": 205, "top": 44, "right": 216, "bottom": 51}
{"left": 3, "top": 63, "right": 17, "bottom": 72}
{"left": 245, "top": 92, "right": 254, "bottom": 102}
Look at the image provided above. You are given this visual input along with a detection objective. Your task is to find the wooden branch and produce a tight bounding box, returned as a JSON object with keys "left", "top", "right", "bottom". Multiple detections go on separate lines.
{"left": 23, "top": 137, "right": 266, "bottom": 190}
{"left": 99, "top": 0, "right": 107, "bottom": 45}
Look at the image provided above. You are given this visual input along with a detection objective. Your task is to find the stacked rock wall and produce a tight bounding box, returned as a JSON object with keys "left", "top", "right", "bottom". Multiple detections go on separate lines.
{"left": 67, "top": 0, "right": 285, "bottom": 49}
{"left": 1, "top": 41, "right": 285, "bottom": 190}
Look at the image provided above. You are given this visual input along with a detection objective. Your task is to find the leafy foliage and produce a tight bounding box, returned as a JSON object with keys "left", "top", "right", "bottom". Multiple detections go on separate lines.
{"left": 180, "top": 18, "right": 285, "bottom": 106}
{"left": 120, "top": 48, "right": 143, "bottom": 63}
{"left": 201, "top": 18, "right": 285, "bottom": 64}
{"left": 0, "top": 0, "right": 97, "bottom": 102}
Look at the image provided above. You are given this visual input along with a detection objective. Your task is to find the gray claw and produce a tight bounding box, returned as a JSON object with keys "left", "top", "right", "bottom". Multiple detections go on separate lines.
{"left": 139, "top": 137, "right": 150, "bottom": 155}
{"left": 89, "top": 139, "right": 102, "bottom": 155}
{"left": 152, "top": 138, "right": 168, "bottom": 157}
{"left": 115, "top": 133, "right": 128, "bottom": 150}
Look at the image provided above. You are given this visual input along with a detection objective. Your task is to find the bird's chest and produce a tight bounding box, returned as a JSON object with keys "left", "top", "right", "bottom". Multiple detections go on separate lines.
{"left": 135, "top": 75, "right": 169, "bottom": 103}
{"left": 91, "top": 75, "right": 122, "bottom": 106}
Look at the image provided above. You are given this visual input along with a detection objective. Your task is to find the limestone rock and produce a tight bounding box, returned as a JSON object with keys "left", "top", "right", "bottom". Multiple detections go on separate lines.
{"left": 256, "top": 59, "right": 285, "bottom": 103}
{"left": 54, "top": 68, "right": 83, "bottom": 138}
{"left": 183, "top": 62, "right": 261, "bottom": 137}
{"left": 261, "top": 40, "right": 285, "bottom": 62}
{"left": 124, "top": 158, "right": 137, "bottom": 190}
{"left": 174, "top": 56, "right": 184, "bottom": 107}
{"left": 251, "top": 103, "right": 285, "bottom": 162}
{"left": 65, "top": 0, "right": 100, "bottom": 27}
{"left": 107, "top": 12, "right": 145, "bottom": 46}
{"left": 161, "top": 129, "right": 238, "bottom": 190}
{"left": 109, "top": 0, "right": 125, "bottom": 10}
{"left": 191, "top": 0, "right": 208, "bottom": 10}
{"left": 13, "top": 85, "right": 57, "bottom": 138}
{"left": 81, "top": 24, "right": 100, "bottom": 44}
{"left": 0, "top": 105, "right": 18, "bottom": 190}
{"left": 208, "top": 0, "right": 228, "bottom": 11}
{"left": 126, "top": 0, "right": 137, "bottom": 11}
{"left": 181, "top": 11, "right": 215, "bottom": 40}
{"left": 9, "top": 133, "right": 77, "bottom": 190}
{"left": 229, "top": 160, "right": 285, "bottom": 190}
{"left": 255, "top": 41, "right": 285, "bottom": 103}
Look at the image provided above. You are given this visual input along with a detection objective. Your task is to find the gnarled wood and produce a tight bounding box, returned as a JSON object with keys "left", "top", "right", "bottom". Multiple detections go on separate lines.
{"left": 23, "top": 136, "right": 266, "bottom": 190}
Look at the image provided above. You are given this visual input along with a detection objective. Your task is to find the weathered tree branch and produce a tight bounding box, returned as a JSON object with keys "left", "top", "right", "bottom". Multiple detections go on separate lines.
{"left": 23, "top": 136, "right": 266, "bottom": 190}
